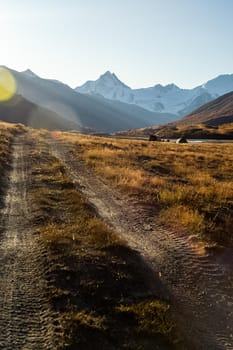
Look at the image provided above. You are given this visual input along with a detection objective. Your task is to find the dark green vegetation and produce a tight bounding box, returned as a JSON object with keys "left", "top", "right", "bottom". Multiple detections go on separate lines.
{"left": 58, "top": 133, "right": 233, "bottom": 247}
{"left": 22, "top": 130, "right": 179, "bottom": 350}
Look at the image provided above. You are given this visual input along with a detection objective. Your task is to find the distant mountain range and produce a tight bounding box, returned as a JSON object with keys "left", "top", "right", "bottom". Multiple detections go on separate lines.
{"left": 0, "top": 66, "right": 233, "bottom": 132}
{"left": 76, "top": 71, "right": 233, "bottom": 117}
{"left": 115, "top": 91, "right": 233, "bottom": 139}
{"left": 0, "top": 66, "right": 177, "bottom": 132}
{"left": 0, "top": 94, "right": 71, "bottom": 130}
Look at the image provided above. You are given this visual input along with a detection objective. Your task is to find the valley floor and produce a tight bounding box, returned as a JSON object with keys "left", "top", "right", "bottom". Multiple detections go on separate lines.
{"left": 0, "top": 128, "right": 176, "bottom": 349}
{"left": 0, "top": 126, "right": 233, "bottom": 349}
{"left": 49, "top": 134, "right": 233, "bottom": 350}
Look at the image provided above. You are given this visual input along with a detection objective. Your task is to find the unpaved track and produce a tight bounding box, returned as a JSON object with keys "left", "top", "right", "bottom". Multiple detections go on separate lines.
{"left": 50, "top": 139, "right": 233, "bottom": 350}
{"left": 0, "top": 135, "right": 56, "bottom": 350}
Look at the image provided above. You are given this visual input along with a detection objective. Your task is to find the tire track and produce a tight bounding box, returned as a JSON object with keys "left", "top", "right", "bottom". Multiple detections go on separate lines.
{"left": 0, "top": 135, "right": 56, "bottom": 350}
{"left": 50, "top": 139, "right": 233, "bottom": 350}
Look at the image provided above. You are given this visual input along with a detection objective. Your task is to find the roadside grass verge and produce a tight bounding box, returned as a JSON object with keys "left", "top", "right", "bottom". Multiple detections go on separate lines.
{"left": 26, "top": 133, "right": 179, "bottom": 350}
{"left": 53, "top": 132, "right": 233, "bottom": 247}
{"left": 154, "top": 122, "right": 233, "bottom": 139}
{"left": 116, "top": 122, "right": 233, "bottom": 139}
{"left": 0, "top": 121, "right": 25, "bottom": 204}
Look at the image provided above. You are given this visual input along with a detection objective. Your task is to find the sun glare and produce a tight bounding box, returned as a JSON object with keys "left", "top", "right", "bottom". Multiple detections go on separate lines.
{"left": 0, "top": 67, "right": 16, "bottom": 101}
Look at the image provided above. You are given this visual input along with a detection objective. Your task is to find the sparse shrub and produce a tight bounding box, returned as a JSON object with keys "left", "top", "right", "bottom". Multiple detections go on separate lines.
{"left": 158, "top": 205, "right": 213, "bottom": 234}
{"left": 117, "top": 300, "right": 173, "bottom": 335}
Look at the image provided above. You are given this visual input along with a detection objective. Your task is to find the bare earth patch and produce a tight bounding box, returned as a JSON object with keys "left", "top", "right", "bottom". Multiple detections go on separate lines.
{"left": 0, "top": 133, "right": 58, "bottom": 349}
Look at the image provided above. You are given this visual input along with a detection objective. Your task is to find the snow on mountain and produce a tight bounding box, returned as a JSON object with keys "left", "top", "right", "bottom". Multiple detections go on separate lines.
{"left": 76, "top": 72, "right": 233, "bottom": 116}
{"left": 201, "top": 74, "right": 233, "bottom": 96}
{"left": 77, "top": 71, "right": 132, "bottom": 101}
{"left": 4, "top": 66, "right": 175, "bottom": 133}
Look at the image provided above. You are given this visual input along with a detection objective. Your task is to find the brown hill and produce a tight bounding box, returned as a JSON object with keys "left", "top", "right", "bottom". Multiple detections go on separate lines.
{"left": 115, "top": 92, "right": 233, "bottom": 139}
{"left": 175, "top": 91, "right": 233, "bottom": 126}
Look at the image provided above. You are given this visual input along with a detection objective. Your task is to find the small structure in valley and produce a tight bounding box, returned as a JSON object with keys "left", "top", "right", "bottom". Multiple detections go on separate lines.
{"left": 149, "top": 134, "right": 159, "bottom": 141}
{"left": 176, "top": 137, "right": 188, "bottom": 143}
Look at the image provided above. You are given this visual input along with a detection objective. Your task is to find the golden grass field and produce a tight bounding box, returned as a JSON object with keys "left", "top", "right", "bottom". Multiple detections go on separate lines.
{"left": 55, "top": 132, "right": 233, "bottom": 246}
{"left": 155, "top": 122, "right": 233, "bottom": 139}
{"left": 0, "top": 122, "right": 22, "bottom": 169}
{"left": 0, "top": 124, "right": 181, "bottom": 349}
{"left": 0, "top": 122, "right": 231, "bottom": 348}
{"left": 25, "top": 130, "right": 178, "bottom": 349}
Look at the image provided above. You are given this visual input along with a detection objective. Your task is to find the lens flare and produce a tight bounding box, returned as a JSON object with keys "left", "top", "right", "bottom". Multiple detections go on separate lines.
{"left": 0, "top": 67, "right": 16, "bottom": 101}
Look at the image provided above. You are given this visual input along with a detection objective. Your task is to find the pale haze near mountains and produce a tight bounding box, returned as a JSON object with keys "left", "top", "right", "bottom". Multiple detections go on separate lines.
{"left": 76, "top": 72, "right": 233, "bottom": 117}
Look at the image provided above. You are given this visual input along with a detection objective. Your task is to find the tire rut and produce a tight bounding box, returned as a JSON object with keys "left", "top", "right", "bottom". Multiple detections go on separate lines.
{"left": 0, "top": 135, "right": 56, "bottom": 350}
{"left": 49, "top": 139, "right": 233, "bottom": 350}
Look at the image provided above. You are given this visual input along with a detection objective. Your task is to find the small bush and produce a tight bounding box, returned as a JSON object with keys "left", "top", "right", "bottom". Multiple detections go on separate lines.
{"left": 117, "top": 300, "right": 173, "bottom": 335}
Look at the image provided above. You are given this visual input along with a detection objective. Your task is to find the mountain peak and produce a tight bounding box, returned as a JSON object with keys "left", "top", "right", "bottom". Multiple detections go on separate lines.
{"left": 21, "top": 69, "right": 38, "bottom": 78}
{"left": 96, "top": 71, "right": 129, "bottom": 89}
{"left": 76, "top": 71, "right": 233, "bottom": 116}
{"left": 100, "top": 71, "right": 115, "bottom": 81}
{"left": 101, "top": 70, "right": 113, "bottom": 77}
{"left": 165, "top": 83, "right": 179, "bottom": 89}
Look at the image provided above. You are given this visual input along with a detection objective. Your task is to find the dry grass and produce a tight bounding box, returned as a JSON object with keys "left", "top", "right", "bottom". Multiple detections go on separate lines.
{"left": 26, "top": 133, "right": 177, "bottom": 350}
{"left": 155, "top": 123, "right": 233, "bottom": 139}
{"left": 0, "top": 121, "right": 25, "bottom": 201}
{"left": 118, "top": 122, "right": 233, "bottom": 139}
{"left": 55, "top": 132, "right": 233, "bottom": 246}
{"left": 116, "top": 300, "right": 173, "bottom": 335}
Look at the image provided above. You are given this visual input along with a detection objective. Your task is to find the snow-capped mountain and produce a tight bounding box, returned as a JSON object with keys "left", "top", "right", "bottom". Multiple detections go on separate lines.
{"left": 1, "top": 66, "right": 177, "bottom": 132}
{"left": 76, "top": 72, "right": 233, "bottom": 116}
{"left": 202, "top": 74, "right": 233, "bottom": 96}
{"left": 2, "top": 65, "right": 232, "bottom": 132}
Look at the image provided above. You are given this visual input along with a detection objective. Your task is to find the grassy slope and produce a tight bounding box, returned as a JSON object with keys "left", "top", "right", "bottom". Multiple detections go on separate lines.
{"left": 176, "top": 91, "right": 233, "bottom": 126}
{"left": 154, "top": 123, "right": 233, "bottom": 139}
{"left": 23, "top": 130, "right": 179, "bottom": 350}
{"left": 55, "top": 133, "right": 233, "bottom": 247}
{"left": 115, "top": 122, "right": 233, "bottom": 139}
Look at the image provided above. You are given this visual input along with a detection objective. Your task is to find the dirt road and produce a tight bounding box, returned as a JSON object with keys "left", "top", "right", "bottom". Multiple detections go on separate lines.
{"left": 50, "top": 138, "right": 233, "bottom": 350}
{"left": 0, "top": 135, "right": 56, "bottom": 350}
{"left": 0, "top": 132, "right": 232, "bottom": 349}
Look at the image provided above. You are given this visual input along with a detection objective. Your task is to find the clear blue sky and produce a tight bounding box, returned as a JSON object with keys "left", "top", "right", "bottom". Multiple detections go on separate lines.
{"left": 1, "top": 0, "right": 233, "bottom": 88}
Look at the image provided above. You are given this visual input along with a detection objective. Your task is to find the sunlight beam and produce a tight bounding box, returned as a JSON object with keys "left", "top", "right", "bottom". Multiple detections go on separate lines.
{"left": 0, "top": 67, "right": 16, "bottom": 101}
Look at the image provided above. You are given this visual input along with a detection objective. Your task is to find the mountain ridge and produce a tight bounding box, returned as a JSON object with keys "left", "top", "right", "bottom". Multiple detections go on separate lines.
{"left": 1, "top": 66, "right": 178, "bottom": 132}
{"left": 114, "top": 91, "right": 233, "bottom": 139}
{"left": 1, "top": 66, "right": 233, "bottom": 133}
{"left": 175, "top": 91, "right": 233, "bottom": 126}
{"left": 76, "top": 72, "right": 233, "bottom": 116}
